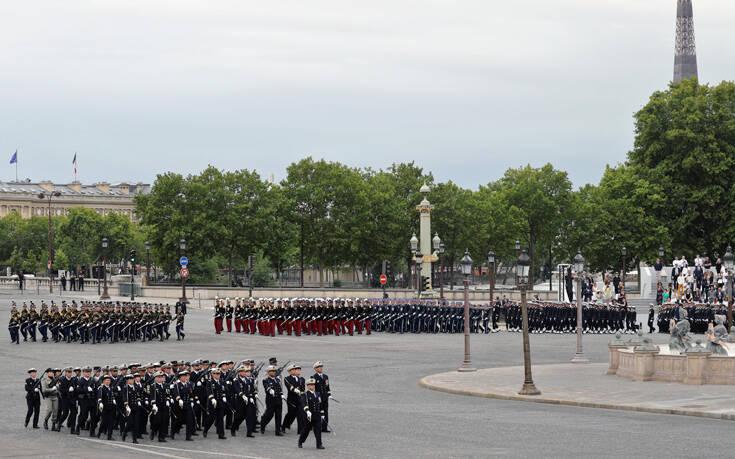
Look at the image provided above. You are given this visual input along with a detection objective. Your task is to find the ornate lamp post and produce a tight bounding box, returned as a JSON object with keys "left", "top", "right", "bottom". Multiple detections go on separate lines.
{"left": 145, "top": 241, "right": 151, "bottom": 284}
{"left": 410, "top": 233, "right": 419, "bottom": 291}
{"left": 458, "top": 249, "right": 476, "bottom": 372}
{"left": 487, "top": 250, "right": 496, "bottom": 305}
{"left": 414, "top": 252, "right": 424, "bottom": 297}
{"left": 100, "top": 237, "right": 110, "bottom": 300}
{"left": 621, "top": 246, "right": 627, "bottom": 289}
{"left": 179, "top": 238, "right": 189, "bottom": 304}
{"left": 571, "top": 250, "right": 588, "bottom": 363}
{"left": 433, "top": 233, "right": 441, "bottom": 294}
{"left": 658, "top": 245, "right": 665, "bottom": 285}
{"left": 517, "top": 248, "right": 541, "bottom": 395}
{"left": 38, "top": 191, "right": 61, "bottom": 293}
{"left": 723, "top": 245, "right": 734, "bottom": 333}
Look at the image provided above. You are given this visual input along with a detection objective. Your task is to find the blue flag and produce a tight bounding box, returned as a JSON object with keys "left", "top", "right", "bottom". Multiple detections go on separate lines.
{"left": 9, "top": 150, "right": 17, "bottom": 164}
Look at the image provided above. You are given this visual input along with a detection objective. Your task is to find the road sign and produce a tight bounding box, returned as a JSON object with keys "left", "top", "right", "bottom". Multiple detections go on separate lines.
{"left": 380, "top": 274, "right": 387, "bottom": 285}
{"left": 180, "top": 267, "right": 189, "bottom": 278}
{"left": 179, "top": 256, "right": 189, "bottom": 267}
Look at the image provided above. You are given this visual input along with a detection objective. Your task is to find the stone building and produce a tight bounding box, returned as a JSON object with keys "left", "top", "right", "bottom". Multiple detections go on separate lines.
{"left": 0, "top": 180, "right": 149, "bottom": 221}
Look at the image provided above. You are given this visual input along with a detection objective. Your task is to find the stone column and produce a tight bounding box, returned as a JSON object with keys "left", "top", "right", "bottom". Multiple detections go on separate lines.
{"left": 416, "top": 184, "right": 435, "bottom": 293}
{"left": 684, "top": 348, "right": 711, "bottom": 385}
{"left": 607, "top": 333, "right": 628, "bottom": 375}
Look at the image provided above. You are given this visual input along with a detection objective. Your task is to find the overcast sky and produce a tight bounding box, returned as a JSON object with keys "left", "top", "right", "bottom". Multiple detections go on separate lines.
{"left": 1, "top": 0, "right": 733, "bottom": 189}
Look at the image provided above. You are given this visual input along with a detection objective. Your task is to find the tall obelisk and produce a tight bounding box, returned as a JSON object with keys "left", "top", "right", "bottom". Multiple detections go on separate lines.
{"left": 673, "top": 0, "right": 698, "bottom": 83}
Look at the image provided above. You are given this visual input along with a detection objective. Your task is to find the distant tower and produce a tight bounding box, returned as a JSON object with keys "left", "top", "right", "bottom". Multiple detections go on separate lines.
{"left": 673, "top": 0, "right": 698, "bottom": 83}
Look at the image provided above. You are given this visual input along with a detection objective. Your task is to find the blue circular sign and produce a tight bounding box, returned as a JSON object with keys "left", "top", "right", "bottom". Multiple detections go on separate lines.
{"left": 179, "top": 256, "right": 189, "bottom": 267}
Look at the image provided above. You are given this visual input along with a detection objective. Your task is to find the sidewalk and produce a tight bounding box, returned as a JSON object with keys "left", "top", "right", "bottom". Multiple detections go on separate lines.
{"left": 420, "top": 363, "right": 735, "bottom": 420}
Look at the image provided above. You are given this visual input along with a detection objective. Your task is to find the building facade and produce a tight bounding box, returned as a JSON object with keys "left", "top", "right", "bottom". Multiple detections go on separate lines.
{"left": 0, "top": 180, "right": 149, "bottom": 221}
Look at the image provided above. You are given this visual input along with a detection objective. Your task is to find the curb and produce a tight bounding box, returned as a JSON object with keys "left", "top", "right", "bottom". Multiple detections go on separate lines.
{"left": 418, "top": 375, "right": 735, "bottom": 421}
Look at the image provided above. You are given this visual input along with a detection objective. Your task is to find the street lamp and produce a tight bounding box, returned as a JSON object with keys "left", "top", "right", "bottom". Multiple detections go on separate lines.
{"left": 571, "top": 250, "right": 588, "bottom": 363}
{"left": 458, "top": 249, "right": 476, "bottom": 372}
{"left": 723, "top": 245, "right": 734, "bottom": 333}
{"left": 179, "top": 238, "right": 188, "bottom": 304}
{"left": 658, "top": 245, "right": 665, "bottom": 259}
{"left": 621, "top": 246, "right": 627, "bottom": 289}
{"left": 517, "top": 248, "right": 541, "bottom": 395}
{"left": 100, "top": 237, "right": 110, "bottom": 300}
{"left": 515, "top": 240, "right": 521, "bottom": 252}
{"left": 145, "top": 241, "right": 151, "bottom": 284}
{"left": 410, "top": 233, "right": 420, "bottom": 294}
{"left": 432, "top": 234, "right": 442, "bottom": 298}
{"left": 38, "top": 191, "right": 62, "bottom": 293}
{"left": 415, "top": 252, "right": 424, "bottom": 297}
{"left": 487, "top": 250, "right": 496, "bottom": 305}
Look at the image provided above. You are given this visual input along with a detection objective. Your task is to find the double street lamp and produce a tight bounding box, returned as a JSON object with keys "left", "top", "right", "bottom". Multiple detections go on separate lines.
{"left": 517, "top": 248, "right": 541, "bottom": 395}
{"left": 38, "top": 191, "right": 61, "bottom": 293}
{"left": 458, "top": 249, "right": 476, "bottom": 372}
{"left": 433, "top": 233, "right": 445, "bottom": 299}
{"left": 100, "top": 237, "right": 110, "bottom": 300}
{"left": 571, "top": 250, "right": 589, "bottom": 363}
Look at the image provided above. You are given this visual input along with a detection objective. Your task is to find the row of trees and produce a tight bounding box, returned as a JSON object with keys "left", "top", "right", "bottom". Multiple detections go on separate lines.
{"left": 0, "top": 208, "right": 143, "bottom": 276}
{"left": 3, "top": 79, "right": 733, "bottom": 285}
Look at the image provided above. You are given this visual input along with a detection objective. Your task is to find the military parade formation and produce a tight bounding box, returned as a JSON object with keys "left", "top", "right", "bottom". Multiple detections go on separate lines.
{"left": 8, "top": 300, "right": 185, "bottom": 344}
{"left": 23, "top": 358, "right": 332, "bottom": 450}
{"left": 210, "top": 297, "right": 643, "bottom": 336}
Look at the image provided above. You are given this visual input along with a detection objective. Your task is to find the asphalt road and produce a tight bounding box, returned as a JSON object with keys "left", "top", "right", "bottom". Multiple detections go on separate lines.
{"left": 1, "top": 292, "right": 734, "bottom": 458}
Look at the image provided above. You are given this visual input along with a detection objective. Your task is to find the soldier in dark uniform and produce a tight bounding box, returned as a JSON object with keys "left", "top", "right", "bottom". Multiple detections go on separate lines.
{"left": 75, "top": 366, "right": 96, "bottom": 436}
{"left": 298, "top": 378, "right": 325, "bottom": 450}
{"left": 203, "top": 368, "right": 227, "bottom": 439}
{"left": 57, "top": 367, "right": 77, "bottom": 432}
{"left": 312, "top": 361, "right": 331, "bottom": 433}
{"left": 172, "top": 370, "right": 196, "bottom": 441}
{"left": 148, "top": 370, "right": 170, "bottom": 442}
{"left": 260, "top": 365, "right": 283, "bottom": 436}
{"left": 96, "top": 375, "right": 116, "bottom": 440}
{"left": 282, "top": 363, "right": 305, "bottom": 434}
{"left": 8, "top": 302, "right": 20, "bottom": 344}
{"left": 24, "top": 368, "right": 41, "bottom": 429}
{"left": 120, "top": 374, "right": 139, "bottom": 443}
{"left": 175, "top": 309, "right": 186, "bottom": 340}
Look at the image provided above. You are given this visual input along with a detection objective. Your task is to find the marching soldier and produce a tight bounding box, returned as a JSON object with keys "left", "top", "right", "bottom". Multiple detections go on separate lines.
{"left": 24, "top": 368, "right": 41, "bottom": 429}
{"left": 41, "top": 367, "right": 59, "bottom": 430}
{"left": 148, "top": 370, "right": 170, "bottom": 442}
{"left": 120, "top": 375, "right": 139, "bottom": 443}
{"left": 312, "top": 361, "right": 331, "bottom": 433}
{"left": 203, "top": 368, "right": 227, "bottom": 439}
{"left": 76, "top": 366, "right": 97, "bottom": 436}
{"left": 283, "top": 363, "right": 305, "bottom": 434}
{"left": 57, "top": 367, "right": 77, "bottom": 433}
{"left": 96, "top": 375, "right": 116, "bottom": 440}
{"left": 172, "top": 370, "right": 196, "bottom": 441}
{"left": 298, "top": 378, "right": 325, "bottom": 450}
{"left": 260, "top": 365, "right": 284, "bottom": 436}
{"left": 8, "top": 302, "right": 20, "bottom": 344}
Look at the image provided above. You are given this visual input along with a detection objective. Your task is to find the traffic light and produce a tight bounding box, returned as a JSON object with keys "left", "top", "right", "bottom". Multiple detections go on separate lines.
{"left": 129, "top": 249, "right": 136, "bottom": 263}
{"left": 423, "top": 276, "right": 431, "bottom": 291}
{"left": 385, "top": 261, "right": 392, "bottom": 277}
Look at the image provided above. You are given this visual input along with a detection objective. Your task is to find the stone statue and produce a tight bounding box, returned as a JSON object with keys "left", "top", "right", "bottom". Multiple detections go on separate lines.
{"left": 706, "top": 315, "right": 730, "bottom": 356}
{"left": 669, "top": 309, "right": 693, "bottom": 353}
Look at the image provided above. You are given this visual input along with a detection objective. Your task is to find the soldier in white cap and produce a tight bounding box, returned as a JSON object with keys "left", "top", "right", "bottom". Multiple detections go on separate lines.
{"left": 260, "top": 365, "right": 284, "bottom": 436}
{"left": 283, "top": 363, "right": 305, "bottom": 434}
{"left": 312, "top": 361, "right": 331, "bottom": 433}
{"left": 24, "top": 368, "right": 41, "bottom": 429}
{"left": 298, "top": 378, "right": 325, "bottom": 449}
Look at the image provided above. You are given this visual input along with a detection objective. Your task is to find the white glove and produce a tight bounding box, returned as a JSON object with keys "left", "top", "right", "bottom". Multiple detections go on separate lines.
{"left": 249, "top": 398, "right": 255, "bottom": 404}
{"left": 125, "top": 406, "right": 131, "bottom": 416}
{"left": 165, "top": 401, "right": 170, "bottom": 407}
{"left": 242, "top": 395, "right": 248, "bottom": 403}
{"left": 88, "top": 386, "right": 93, "bottom": 392}
{"left": 222, "top": 397, "right": 227, "bottom": 403}
{"left": 34, "top": 388, "right": 40, "bottom": 393}
{"left": 137, "top": 402, "right": 141, "bottom": 407}
{"left": 196, "top": 381, "right": 202, "bottom": 387}
{"left": 112, "top": 399, "right": 117, "bottom": 405}
{"left": 212, "top": 399, "right": 217, "bottom": 408}
{"left": 281, "top": 395, "right": 287, "bottom": 401}
{"left": 178, "top": 400, "right": 184, "bottom": 408}
{"left": 294, "top": 389, "right": 301, "bottom": 395}
{"left": 68, "top": 387, "right": 74, "bottom": 392}
{"left": 98, "top": 403, "right": 103, "bottom": 412}
{"left": 306, "top": 411, "right": 312, "bottom": 421}
{"left": 269, "top": 389, "right": 275, "bottom": 396}
{"left": 152, "top": 405, "right": 158, "bottom": 414}
{"left": 254, "top": 393, "right": 259, "bottom": 398}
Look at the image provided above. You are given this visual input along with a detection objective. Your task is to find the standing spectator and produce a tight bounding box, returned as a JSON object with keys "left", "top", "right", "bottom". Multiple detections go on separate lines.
{"left": 70, "top": 273, "right": 76, "bottom": 291}
{"left": 60, "top": 274, "right": 67, "bottom": 291}
{"left": 18, "top": 270, "right": 24, "bottom": 291}
{"left": 612, "top": 272, "right": 621, "bottom": 295}
{"left": 78, "top": 272, "right": 85, "bottom": 291}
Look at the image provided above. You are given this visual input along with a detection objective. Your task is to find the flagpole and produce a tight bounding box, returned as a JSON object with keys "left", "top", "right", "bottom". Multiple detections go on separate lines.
{"left": 15, "top": 149, "right": 18, "bottom": 182}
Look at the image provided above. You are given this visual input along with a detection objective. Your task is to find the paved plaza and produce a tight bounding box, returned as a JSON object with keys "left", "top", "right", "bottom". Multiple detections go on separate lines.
{"left": 2, "top": 292, "right": 735, "bottom": 458}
